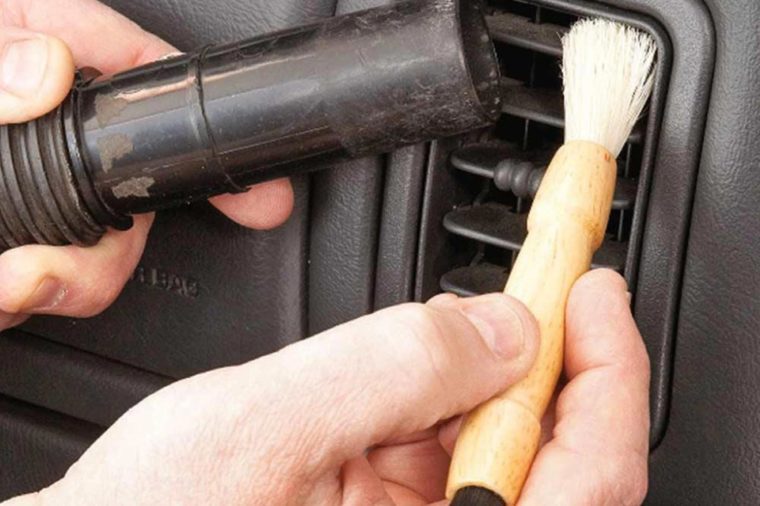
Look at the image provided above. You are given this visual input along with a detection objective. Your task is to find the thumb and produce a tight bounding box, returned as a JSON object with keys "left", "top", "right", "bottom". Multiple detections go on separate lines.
{"left": 0, "top": 27, "right": 74, "bottom": 124}
{"left": 237, "top": 293, "right": 539, "bottom": 472}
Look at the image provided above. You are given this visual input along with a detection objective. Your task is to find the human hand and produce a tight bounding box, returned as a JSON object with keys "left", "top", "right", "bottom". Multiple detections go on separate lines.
{"left": 5, "top": 269, "right": 649, "bottom": 506}
{"left": 0, "top": 0, "right": 294, "bottom": 329}
{"left": 465, "top": 269, "right": 651, "bottom": 506}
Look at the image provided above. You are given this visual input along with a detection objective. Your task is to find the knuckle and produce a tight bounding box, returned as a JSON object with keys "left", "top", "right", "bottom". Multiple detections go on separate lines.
{"left": 0, "top": 0, "right": 24, "bottom": 26}
{"left": 617, "top": 339, "right": 651, "bottom": 389}
{"left": 0, "top": 100, "right": 25, "bottom": 123}
{"left": 585, "top": 268, "right": 625, "bottom": 288}
{"left": 631, "top": 336, "right": 651, "bottom": 375}
{"left": 0, "top": 312, "right": 28, "bottom": 331}
{"left": 391, "top": 303, "right": 444, "bottom": 341}
{"left": 385, "top": 303, "right": 453, "bottom": 379}
{"left": 605, "top": 453, "right": 649, "bottom": 506}
{"left": 0, "top": 291, "right": 21, "bottom": 314}
{"left": 80, "top": 284, "right": 123, "bottom": 317}
{"left": 629, "top": 466, "right": 649, "bottom": 505}
{"left": 617, "top": 460, "right": 649, "bottom": 505}
{"left": 498, "top": 293, "right": 537, "bottom": 328}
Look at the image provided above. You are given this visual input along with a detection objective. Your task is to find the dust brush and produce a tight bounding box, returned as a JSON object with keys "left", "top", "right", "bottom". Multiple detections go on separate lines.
{"left": 447, "top": 18, "right": 656, "bottom": 506}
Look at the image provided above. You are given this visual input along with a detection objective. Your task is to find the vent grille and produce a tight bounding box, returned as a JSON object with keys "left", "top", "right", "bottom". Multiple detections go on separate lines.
{"left": 439, "top": 0, "right": 649, "bottom": 297}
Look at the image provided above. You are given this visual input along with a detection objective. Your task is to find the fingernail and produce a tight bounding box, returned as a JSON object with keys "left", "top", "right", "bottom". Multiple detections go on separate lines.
{"left": 462, "top": 296, "right": 530, "bottom": 360}
{"left": 0, "top": 37, "right": 48, "bottom": 97}
{"left": 626, "top": 291, "right": 633, "bottom": 306}
{"left": 21, "top": 278, "right": 66, "bottom": 312}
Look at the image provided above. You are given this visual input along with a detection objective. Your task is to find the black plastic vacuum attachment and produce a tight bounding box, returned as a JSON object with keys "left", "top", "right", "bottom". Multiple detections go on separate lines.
{"left": 0, "top": 0, "right": 501, "bottom": 249}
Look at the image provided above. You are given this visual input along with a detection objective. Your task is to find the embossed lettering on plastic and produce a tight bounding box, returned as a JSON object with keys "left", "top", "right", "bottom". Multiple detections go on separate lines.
{"left": 130, "top": 265, "right": 200, "bottom": 299}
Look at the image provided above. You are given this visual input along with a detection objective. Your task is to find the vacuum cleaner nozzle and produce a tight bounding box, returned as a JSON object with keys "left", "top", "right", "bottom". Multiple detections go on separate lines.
{"left": 0, "top": 0, "right": 501, "bottom": 248}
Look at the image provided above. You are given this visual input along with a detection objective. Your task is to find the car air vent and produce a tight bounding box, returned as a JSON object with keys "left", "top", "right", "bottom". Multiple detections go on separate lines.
{"left": 411, "top": 0, "right": 709, "bottom": 453}
{"left": 438, "top": 0, "right": 653, "bottom": 297}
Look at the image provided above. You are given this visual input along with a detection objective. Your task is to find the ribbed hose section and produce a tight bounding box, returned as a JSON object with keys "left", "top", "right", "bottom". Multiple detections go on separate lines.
{"left": 0, "top": 106, "right": 105, "bottom": 249}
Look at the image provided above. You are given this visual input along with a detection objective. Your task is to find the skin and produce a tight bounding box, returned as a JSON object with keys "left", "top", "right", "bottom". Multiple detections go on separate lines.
{"left": 0, "top": 1, "right": 651, "bottom": 504}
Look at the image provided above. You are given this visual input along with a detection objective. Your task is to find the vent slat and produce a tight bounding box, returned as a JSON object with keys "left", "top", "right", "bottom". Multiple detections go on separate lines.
{"left": 444, "top": 203, "right": 527, "bottom": 250}
{"left": 486, "top": 12, "right": 566, "bottom": 56}
{"left": 500, "top": 79, "right": 644, "bottom": 143}
{"left": 501, "top": 78, "right": 564, "bottom": 127}
{"left": 450, "top": 143, "right": 550, "bottom": 176}
{"left": 451, "top": 144, "right": 637, "bottom": 210}
{"left": 437, "top": 2, "right": 648, "bottom": 299}
{"left": 443, "top": 203, "right": 627, "bottom": 271}
{"left": 440, "top": 263, "right": 509, "bottom": 297}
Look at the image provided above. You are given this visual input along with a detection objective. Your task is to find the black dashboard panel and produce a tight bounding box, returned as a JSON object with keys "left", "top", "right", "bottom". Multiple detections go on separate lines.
{"left": 0, "top": 331, "right": 168, "bottom": 427}
{"left": 21, "top": 194, "right": 311, "bottom": 378}
{"left": 648, "top": 0, "right": 760, "bottom": 503}
{"left": 0, "top": 397, "right": 100, "bottom": 496}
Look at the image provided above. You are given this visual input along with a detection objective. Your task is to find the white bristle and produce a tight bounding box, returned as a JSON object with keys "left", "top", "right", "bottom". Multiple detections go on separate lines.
{"left": 562, "top": 19, "right": 657, "bottom": 157}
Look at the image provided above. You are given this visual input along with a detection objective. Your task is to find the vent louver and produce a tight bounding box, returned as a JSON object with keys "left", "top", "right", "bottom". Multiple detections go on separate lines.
{"left": 439, "top": 0, "right": 649, "bottom": 297}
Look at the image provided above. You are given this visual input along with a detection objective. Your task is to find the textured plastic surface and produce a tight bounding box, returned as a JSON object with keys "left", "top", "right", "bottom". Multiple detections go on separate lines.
{"left": 308, "top": 2, "right": 433, "bottom": 329}
{"left": 0, "top": 397, "right": 100, "bottom": 498}
{"left": 0, "top": 331, "right": 169, "bottom": 427}
{"left": 647, "top": 0, "right": 760, "bottom": 504}
{"left": 21, "top": 192, "right": 311, "bottom": 378}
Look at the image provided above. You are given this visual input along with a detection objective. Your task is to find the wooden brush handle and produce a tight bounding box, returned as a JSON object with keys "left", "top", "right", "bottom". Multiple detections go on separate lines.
{"left": 447, "top": 141, "right": 617, "bottom": 505}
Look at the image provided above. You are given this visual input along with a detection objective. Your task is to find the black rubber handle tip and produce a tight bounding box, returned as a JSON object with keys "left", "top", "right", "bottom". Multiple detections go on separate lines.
{"left": 451, "top": 486, "right": 508, "bottom": 506}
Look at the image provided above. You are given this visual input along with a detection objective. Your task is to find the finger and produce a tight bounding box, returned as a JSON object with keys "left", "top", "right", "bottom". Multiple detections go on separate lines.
{"left": 340, "top": 457, "right": 395, "bottom": 506}
{"left": 564, "top": 271, "right": 647, "bottom": 379}
{"left": 0, "top": 215, "right": 153, "bottom": 318}
{"left": 518, "top": 269, "right": 650, "bottom": 506}
{"left": 0, "top": 0, "right": 170, "bottom": 325}
{"left": 427, "top": 292, "right": 460, "bottom": 308}
{"left": 236, "top": 293, "right": 539, "bottom": 473}
{"left": 382, "top": 427, "right": 439, "bottom": 447}
{"left": 5, "top": 0, "right": 294, "bottom": 230}
{"left": 209, "top": 178, "right": 294, "bottom": 230}
{"left": 438, "top": 416, "right": 463, "bottom": 456}
{"left": 383, "top": 481, "right": 428, "bottom": 506}
{"left": 0, "top": 311, "right": 28, "bottom": 330}
{"left": 368, "top": 435, "right": 450, "bottom": 502}
{"left": 0, "top": 27, "right": 74, "bottom": 123}
{"left": 2, "top": 0, "right": 175, "bottom": 72}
